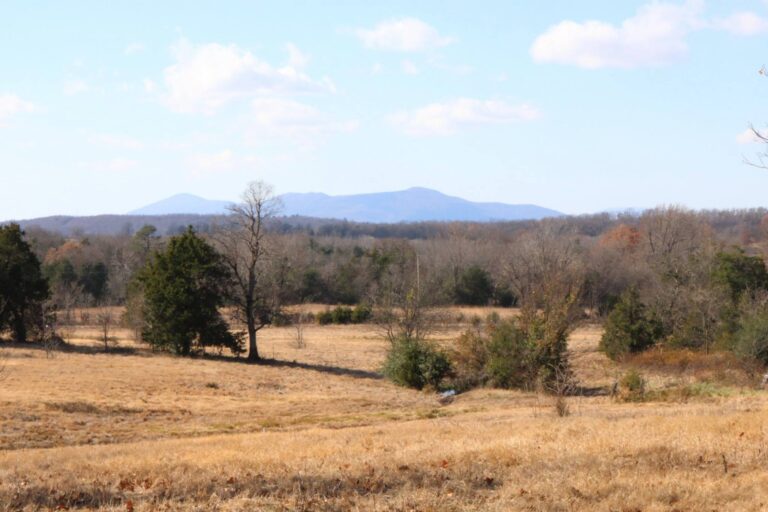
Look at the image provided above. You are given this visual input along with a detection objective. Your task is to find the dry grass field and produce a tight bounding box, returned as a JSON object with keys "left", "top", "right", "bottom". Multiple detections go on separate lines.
{"left": 1, "top": 311, "right": 767, "bottom": 511}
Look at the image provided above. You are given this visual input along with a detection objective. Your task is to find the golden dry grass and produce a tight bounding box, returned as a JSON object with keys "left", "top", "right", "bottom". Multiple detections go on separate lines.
{"left": 1, "top": 312, "right": 767, "bottom": 511}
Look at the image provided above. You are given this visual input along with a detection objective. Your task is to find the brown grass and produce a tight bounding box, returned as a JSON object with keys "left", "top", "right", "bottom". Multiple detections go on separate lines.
{"left": 1, "top": 311, "right": 767, "bottom": 511}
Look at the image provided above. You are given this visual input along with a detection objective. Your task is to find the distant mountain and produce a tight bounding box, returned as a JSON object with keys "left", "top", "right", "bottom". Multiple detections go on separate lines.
{"left": 128, "top": 193, "right": 234, "bottom": 215}
{"left": 129, "top": 187, "right": 561, "bottom": 223}
{"left": 278, "top": 187, "right": 561, "bottom": 223}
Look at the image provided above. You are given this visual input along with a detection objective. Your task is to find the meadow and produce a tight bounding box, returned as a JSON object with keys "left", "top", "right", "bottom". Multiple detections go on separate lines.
{"left": 1, "top": 308, "right": 767, "bottom": 511}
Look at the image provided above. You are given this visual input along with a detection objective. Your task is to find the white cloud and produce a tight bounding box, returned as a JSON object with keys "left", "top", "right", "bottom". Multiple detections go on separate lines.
{"left": 143, "top": 78, "right": 157, "bottom": 93}
{"left": 737, "top": 128, "right": 767, "bottom": 144}
{"left": 389, "top": 98, "right": 540, "bottom": 136}
{"left": 286, "top": 43, "right": 309, "bottom": 68}
{"left": 714, "top": 11, "right": 768, "bottom": 36}
{"left": 162, "top": 38, "right": 335, "bottom": 113}
{"left": 401, "top": 60, "right": 419, "bottom": 75}
{"left": 185, "top": 149, "right": 262, "bottom": 177}
{"left": 531, "top": 0, "right": 704, "bottom": 69}
{"left": 78, "top": 158, "right": 138, "bottom": 173}
{"left": 88, "top": 133, "right": 144, "bottom": 150}
{"left": 370, "top": 62, "right": 383, "bottom": 75}
{"left": 250, "top": 98, "right": 358, "bottom": 138}
{"left": 355, "top": 18, "right": 454, "bottom": 52}
{"left": 63, "top": 79, "right": 90, "bottom": 96}
{"left": 187, "top": 149, "right": 236, "bottom": 174}
{"left": 0, "top": 94, "right": 37, "bottom": 125}
{"left": 124, "top": 42, "right": 146, "bottom": 55}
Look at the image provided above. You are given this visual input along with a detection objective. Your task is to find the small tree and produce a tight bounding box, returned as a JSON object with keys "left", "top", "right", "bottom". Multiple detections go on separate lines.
{"left": 0, "top": 224, "right": 49, "bottom": 342}
{"left": 96, "top": 305, "right": 117, "bottom": 352}
{"left": 454, "top": 265, "right": 494, "bottom": 305}
{"left": 138, "top": 227, "right": 241, "bottom": 356}
{"left": 294, "top": 307, "right": 308, "bottom": 349}
{"left": 600, "top": 288, "right": 663, "bottom": 360}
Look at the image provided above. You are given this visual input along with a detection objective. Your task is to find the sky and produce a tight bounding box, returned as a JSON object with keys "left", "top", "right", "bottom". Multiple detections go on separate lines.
{"left": 1, "top": 0, "right": 768, "bottom": 220}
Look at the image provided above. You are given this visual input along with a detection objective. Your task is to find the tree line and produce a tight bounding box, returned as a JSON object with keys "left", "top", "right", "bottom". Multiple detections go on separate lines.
{"left": 4, "top": 185, "right": 768, "bottom": 388}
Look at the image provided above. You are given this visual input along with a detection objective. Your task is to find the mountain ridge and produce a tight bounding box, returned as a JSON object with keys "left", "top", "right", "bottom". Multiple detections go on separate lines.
{"left": 129, "top": 187, "right": 562, "bottom": 223}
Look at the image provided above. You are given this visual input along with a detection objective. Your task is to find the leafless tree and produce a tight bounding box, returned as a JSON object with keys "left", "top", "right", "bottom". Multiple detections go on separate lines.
{"left": 373, "top": 241, "right": 438, "bottom": 343}
{"left": 293, "top": 306, "right": 308, "bottom": 349}
{"left": 96, "top": 305, "right": 118, "bottom": 352}
{"left": 215, "top": 181, "right": 282, "bottom": 362}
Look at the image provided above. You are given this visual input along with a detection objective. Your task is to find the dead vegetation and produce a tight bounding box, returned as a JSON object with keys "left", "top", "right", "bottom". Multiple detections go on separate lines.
{"left": 1, "top": 310, "right": 767, "bottom": 511}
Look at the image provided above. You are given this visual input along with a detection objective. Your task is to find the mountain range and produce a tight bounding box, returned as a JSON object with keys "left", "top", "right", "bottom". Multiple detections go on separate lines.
{"left": 129, "top": 187, "right": 562, "bottom": 223}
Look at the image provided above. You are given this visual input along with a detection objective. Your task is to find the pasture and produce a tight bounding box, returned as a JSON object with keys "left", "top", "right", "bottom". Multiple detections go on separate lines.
{"left": 1, "top": 310, "right": 767, "bottom": 511}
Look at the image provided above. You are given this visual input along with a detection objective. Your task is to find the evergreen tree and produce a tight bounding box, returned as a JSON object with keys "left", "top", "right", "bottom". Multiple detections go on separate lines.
{"left": 138, "top": 227, "right": 241, "bottom": 356}
{"left": 600, "top": 288, "right": 663, "bottom": 360}
{"left": 0, "top": 224, "right": 49, "bottom": 342}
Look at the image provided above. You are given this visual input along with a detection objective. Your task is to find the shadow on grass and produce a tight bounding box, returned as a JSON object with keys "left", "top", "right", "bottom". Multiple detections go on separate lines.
{"left": 0, "top": 338, "right": 382, "bottom": 380}
{"left": 0, "top": 339, "right": 142, "bottom": 357}
{"left": 203, "top": 352, "right": 384, "bottom": 380}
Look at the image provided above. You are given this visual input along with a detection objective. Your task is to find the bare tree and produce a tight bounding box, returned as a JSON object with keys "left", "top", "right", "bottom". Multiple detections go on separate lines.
{"left": 96, "top": 305, "right": 117, "bottom": 352}
{"left": 373, "top": 240, "right": 438, "bottom": 343}
{"left": 293, "top": 306, "right": 308, "bottom": 349}
{"left": 215, "top": 181, "right": 282, "bottom": 362}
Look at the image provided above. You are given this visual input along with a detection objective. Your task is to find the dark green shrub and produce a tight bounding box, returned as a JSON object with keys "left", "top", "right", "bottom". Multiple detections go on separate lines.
{"left": 712, "top": 249, "right": 768, "bottom": 303}
{"left": 271, "top": 313, "right": 292, "bottom": 327}
{"left": 600, "top": 288, "right": 663, "bottom": 360}
{"left": 454, "top": 266, "right": 494, "bottom": 305}
{"left": 452, "top": 316, "right": 569, "bottom": 391}
{"left": 494, "top": 287, "right": 518, "bottom": 308}
{"left": 316, "top": 310, "right": 334, "bottom": 325}
{"left": 485, "top": 321, "right": 537, "bottom": 389}
{"left": 732, "top": 304, "right": 768, "bottom": 365}
{"left": 351, "top": 303, "right": 372, "bottom": 323}
{"left": 382, "top": 337, "right": 451, "bottom": 390}
{"left": 331, "top": 306, "right": 353, "bottom": 324}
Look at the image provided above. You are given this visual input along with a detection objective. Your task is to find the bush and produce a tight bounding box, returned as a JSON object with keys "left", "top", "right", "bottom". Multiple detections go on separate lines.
{"left": 485, "top": 321, "right": 538, "bottom": 389}
{"left": 452, "top": 329, "right": 490, "bottom": 389}
{"left": 732, "top": 304, "right": 768, "bottom": 365}
{"left": 316, "top": 310, "right": 334, "bottom": 325}
{"left": 600, "top": 288, "right": 663, "bottom": 360}
{"left": 452, "top": 317, "right": 569, "bottom": 391}
{"left": 316, "top": 304, "right": 372, "bottom": 325}
{"left": 271, "top": 312, "right": 292, "bottom": 327}
{"left": 454, "top": 266, "right": 494, "bottom": 305}
{"left": 616, "top": 370, "right": 646, "bottom": 402}
{"left": 382, "top": 337, "right": 451, "bottom": 390}
{"left": 351, "top": 303, "right": 372, "bottom": 323}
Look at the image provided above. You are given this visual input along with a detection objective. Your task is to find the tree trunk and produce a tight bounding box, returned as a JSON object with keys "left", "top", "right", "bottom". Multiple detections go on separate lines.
{"left": 246, "top": 309, "right": 259, "bottom": 361}
{"left": 12, "top": 312, "right": 26, "bottom": 343}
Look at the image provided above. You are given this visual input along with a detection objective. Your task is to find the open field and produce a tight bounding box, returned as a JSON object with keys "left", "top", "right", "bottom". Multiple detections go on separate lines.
{"left": 1, "top": 313, "right": 767, "bottom": 511}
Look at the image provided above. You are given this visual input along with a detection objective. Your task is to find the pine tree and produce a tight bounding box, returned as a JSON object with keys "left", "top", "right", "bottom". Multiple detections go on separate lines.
{"left": 138, "top": 227, "right": 241, "bottom": 356}
{"left": 0, "top": 224, "right": 49, "bottom": 342}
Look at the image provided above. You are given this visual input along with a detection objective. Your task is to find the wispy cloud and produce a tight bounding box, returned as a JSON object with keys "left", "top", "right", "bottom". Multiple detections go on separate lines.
{"left": 401, "top": 60, "right": 419, "bottom": 75}
{"left": 77, "top": 158, "right": 138, "bottom": 173}
{"left": 63, "top": 79, "right": 90, "bottom": 96}
{"left": 88, "top": 133, "right": 144, "bottom": 150}
{"left": 530, "top": 0, "right": 704, "bottom": 69}
{"left": 249, "top": 98, "right": 358, "bottom": 140}
{"left": 186, "top": 149, "right": 261, "bottom": 176}
{"left": 714, "top": 11, "right": 768, "bottom": 36}
{"left": 737, "top": 128, "right": 768, "bottom": 145}
{"left": 531, "top": 1, "right": 768, "bottom": 69}
{"left": 124, "top": 42, "right": 146, "bottom": 55}
{"left": 355, "top": 18, "right": 454, "bottom": 52}
{"left": 389, "top": 98, "right": 540, "bottom": 136}
{"left": 0, "top": 94, "right": 37, "bottom": 126}
{"left": 162, "top": 38, "right": 335, "bottom": 114}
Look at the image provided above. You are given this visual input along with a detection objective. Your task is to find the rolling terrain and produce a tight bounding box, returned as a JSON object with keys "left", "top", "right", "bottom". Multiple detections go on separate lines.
{"left": 1, "top": 308, "right": 766, "bottom": 511}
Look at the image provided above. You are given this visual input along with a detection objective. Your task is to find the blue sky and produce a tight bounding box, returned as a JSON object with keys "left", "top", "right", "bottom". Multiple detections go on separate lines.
{"left": 1, "top": 0, "right": 768, "bottom": 219}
